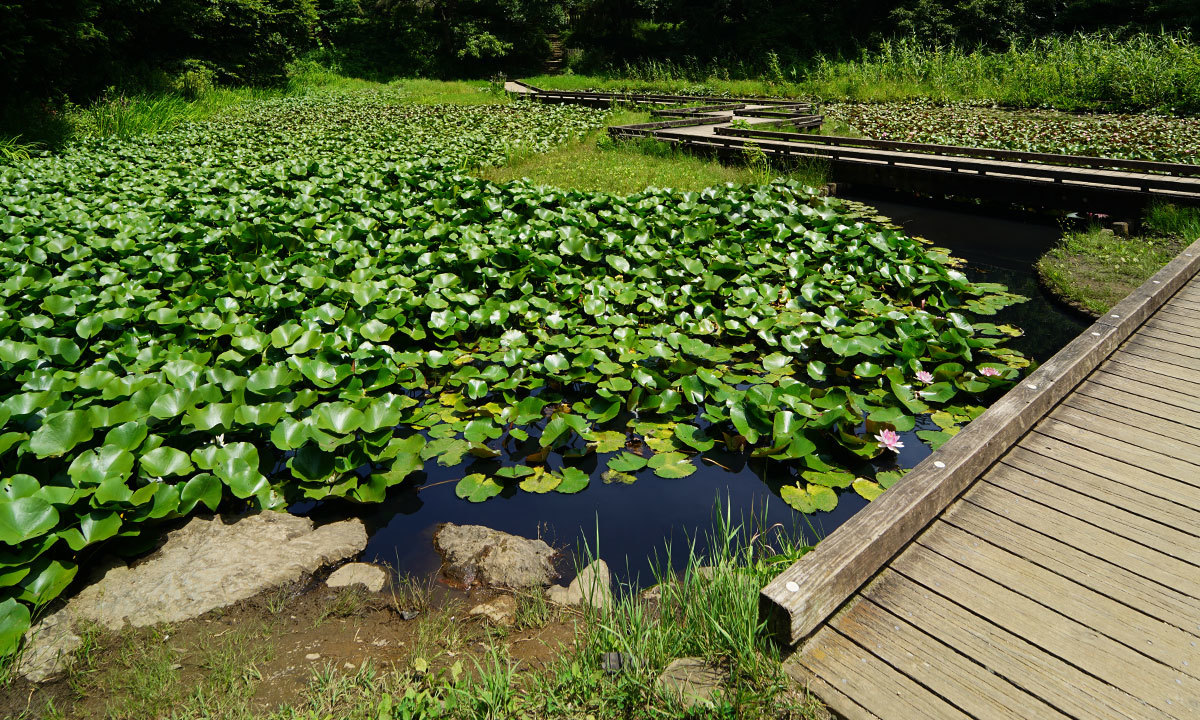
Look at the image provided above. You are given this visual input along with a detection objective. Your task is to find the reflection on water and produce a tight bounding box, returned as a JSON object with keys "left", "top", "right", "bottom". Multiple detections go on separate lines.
{"left": 335, "top": 195, "right": 1088, "bottom": 588}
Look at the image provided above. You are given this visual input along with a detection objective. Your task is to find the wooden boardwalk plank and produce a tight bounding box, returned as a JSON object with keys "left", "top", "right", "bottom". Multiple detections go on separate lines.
{"left": 1095, "top": 360, "right": 1200, "bottom": 402}
{"left": 1036, "top": 419, "right": 1200, "bottom": 486}
{"left": 790, "top": 620, "right": 973, "bottom": 720}
{"left": 1075, "top": 376, "right": 1200, "bottom": 422}
{"left": 890, "top": 544, "right": 1200, "bottom": 720}
{"left": 833, "top": 597, "right": 1071, "bottom": 720}
{"left": 863, "top": 570, "right": 1160, "bottom": 720}
{"left": 1143, "top": 316, "right": 1200, "bottom": 339}
{"left": 1048, "top": 404, "right": 1200, "bottom": 465}
{"left": 1125, "top": 333, "right": 1200, "bottom": 359}
{"left": 984, "top": 462, "right": 1200, "bottom": 556}
{"left": 781, "top": 658, "right": 881, "bottom": 720}
{"left": 1166, "top": 298, "right": 1200, "bottom": 314}
{"left": 1061, "top": 393, "right": 1200, "bottom": 451}
{"left": 1156, "top": 298, "right": 1200, "bottom": 315}
{"left": 1120, "top": 337, "right": 1200, "bottom": 368}
{"left": 1017, "top": 433, "right": 1200, "bottom": 511}
{"left": 1140, "top": 324, "right": 1200, "bottom": 348}
{"left": 1146, "top": 309, "right": 1200, "bottom": 332}
{"left": 918, "top": 520, "right": 1200, "bottom": 674}
{"left": 941, "top": 499, "right": 1200, "bottom": 636}
{"left": 1104, "top": 352, "right": 1200, "bottom": 384}
{"left": 1003, "top": 446, "right": 1200, "bottom": 533}
{"left": 964, "top": 482, "right": 1200, "bottom": 596}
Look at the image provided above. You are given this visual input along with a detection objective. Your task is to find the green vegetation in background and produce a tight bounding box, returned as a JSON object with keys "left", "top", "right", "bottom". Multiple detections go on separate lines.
{"left": 1038, "top": 204, "right": 1200, "bottom": 315}
{"left": 2, "top": 69, "right": 503, "bottom": 152}
{"left": 11, "top": 509, "right": 823, "bottom": 719}
{"left": 0, "top": 90, "right": 1027, "bottom": 652}
{"left": 478, "top": 111, "right": 829, "bottom": 193}
{"left": 533, "top": 32, "right": 1200, "bottom": 114}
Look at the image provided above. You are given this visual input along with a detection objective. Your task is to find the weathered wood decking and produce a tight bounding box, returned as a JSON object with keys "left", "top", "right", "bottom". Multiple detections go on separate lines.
{"left": 762, "top": 238, "right": 1200, "bottom": 719}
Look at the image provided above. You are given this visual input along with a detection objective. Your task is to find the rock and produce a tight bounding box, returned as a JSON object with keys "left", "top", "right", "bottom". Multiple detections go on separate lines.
{"left": 20, "top": 611, "right": 82, "bottom": 683}
{"left": 468, "top": 595, "right": 518, "bottom": 627}
{"left": 326, "top": 563, "right": 388, "bottom": 592}
{"left": 306, "top": 653, "right": 321, "bottom": 661}
{"left": 433, "top": 523, "right": 558, "bottom": 589}
{"left": 639, "top": 584, "right": 662, "bottom": 603}
{"left": 20, "top": 513, "right": 366, "bottom": 683}
{"left": 656, "top": 657, "right": 728, "bottom": 710}
{"left": 546, "top": 559, "right": 612, "bottom": 609}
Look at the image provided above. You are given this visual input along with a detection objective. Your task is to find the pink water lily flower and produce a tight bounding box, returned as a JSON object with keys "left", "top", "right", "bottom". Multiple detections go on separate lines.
{"left": 980, "top": 367, "right": 1001, "bottom": 377}
{"left": 875, "top": 429, "right": 904, "bottom": 453}
{"left": 915, "top": 370, "right": 934, "bottom": 384}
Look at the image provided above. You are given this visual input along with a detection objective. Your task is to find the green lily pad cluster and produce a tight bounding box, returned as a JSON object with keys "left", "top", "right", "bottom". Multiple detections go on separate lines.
{"left": 823, "top": 101, "right": 1200, "bottom": 164}
{"left": 0, "top": 91, "right": 1026, "bottom": 655}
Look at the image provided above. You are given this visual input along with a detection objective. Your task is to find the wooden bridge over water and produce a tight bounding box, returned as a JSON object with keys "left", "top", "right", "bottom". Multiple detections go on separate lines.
{"left": 505, "top": 82, "right": 1200, "bottom": 214}
{"left": 508, "top": 81, "right": 1200, "bottom": 717}
{"left": 760, "top": 237, "right": 1200, "bottom": 718}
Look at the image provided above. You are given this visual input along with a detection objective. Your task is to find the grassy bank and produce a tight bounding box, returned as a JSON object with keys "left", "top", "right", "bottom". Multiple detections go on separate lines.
{"left": 478, "top": 110, "right": 829, "bottom": 193}
{"left": 7, "top": 512, "right": 821, "bottom": 720}
{"left": 1038, "top": 204, "right": 1200, "bottom": 315}
{"left": 534, "top": 32, "right": 1200, "bottom": 114}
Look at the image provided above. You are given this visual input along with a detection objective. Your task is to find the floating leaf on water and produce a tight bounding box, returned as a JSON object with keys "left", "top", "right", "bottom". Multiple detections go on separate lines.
{"left": 455, "top": 474, "right": 503, "bottom": 503}
{"left": 607, "top": 452, "right": 648, "bottom": 472}
{"left": 556, "top": 467, "right": 590, "bottom": 494}
{"left": 648, "top": 452, "right": 696, "bottom": 479}
{"left": 853, "top": 478, "right": 885, "bottom": 501}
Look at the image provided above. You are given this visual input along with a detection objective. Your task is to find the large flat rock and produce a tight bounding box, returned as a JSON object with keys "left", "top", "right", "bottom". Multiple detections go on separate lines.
{"left": 22, "top": 513, "right": 366, "bottom": 682}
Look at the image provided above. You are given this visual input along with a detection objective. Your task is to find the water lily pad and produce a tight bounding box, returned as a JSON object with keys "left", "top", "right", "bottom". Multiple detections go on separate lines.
{"left": 556, "top": 467, "right": 590, "bottom": 493}
{"left": 648, "top": 452, "right": 696, "bottom": 479}
{"left": 456, "top": 474, "right": 503, "bottom": 502}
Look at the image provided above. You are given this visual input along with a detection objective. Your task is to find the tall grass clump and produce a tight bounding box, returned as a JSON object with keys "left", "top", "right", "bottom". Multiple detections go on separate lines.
{"left": 521, "top": 504, "right": 818, "bottom": 717}
{"left": 804, "top": 32, "right": 1200, "bottom": 113}
{"left": 71, "top": 93, "right": 205, "bottom": 138}
{"left": 0, "top": 136, "right": 34, "bottom": 163}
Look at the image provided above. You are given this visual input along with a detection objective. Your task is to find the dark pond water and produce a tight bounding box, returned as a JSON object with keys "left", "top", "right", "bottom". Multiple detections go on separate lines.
{"left": 323, "top": 196, "right": 1089, "bottom": 589}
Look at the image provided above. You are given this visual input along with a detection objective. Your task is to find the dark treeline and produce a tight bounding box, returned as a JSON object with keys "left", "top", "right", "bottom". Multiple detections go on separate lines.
{"left": 579, "top": 0, "right": 1199, "bottom": 72}
{"left": 2, "top": 0, "right": 1197, "bottom": 102}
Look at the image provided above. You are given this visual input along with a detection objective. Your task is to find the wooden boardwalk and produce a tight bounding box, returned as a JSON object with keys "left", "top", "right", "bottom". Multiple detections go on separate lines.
{"left": 509, "top": 83, "right": 1200, "bottom": 212}
{"left": 762, "top": 239, "right": 1200, "bottom": 719}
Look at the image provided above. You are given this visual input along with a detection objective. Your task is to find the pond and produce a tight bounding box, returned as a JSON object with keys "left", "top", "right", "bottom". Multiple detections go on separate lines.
{"left": 328, "top": 195, "right": 1090, "bottom": 589}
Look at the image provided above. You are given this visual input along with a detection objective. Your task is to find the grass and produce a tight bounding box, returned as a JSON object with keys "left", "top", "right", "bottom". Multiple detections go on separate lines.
{"left": 1037, "top": 204, "right": 1200, "bottom": 315}
{"left": 477, "top": 110, "right": 828, "bottom": 193}
{"left": 314, "top": 587, "right": 369, "bottom": 627}
{"left": 538, "top": 32, "right": 1200, "bottom": 113}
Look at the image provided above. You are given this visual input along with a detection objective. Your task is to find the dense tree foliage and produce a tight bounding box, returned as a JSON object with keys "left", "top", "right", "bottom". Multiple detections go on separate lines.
{"left": 0, "top": 0, "right": 1197, "bottom": 101}
{"left": 567, "top": 0, "right": 1200, "bottom": 70}
{"left": 0, "top": 0, "right": 563, "bottom": 101}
